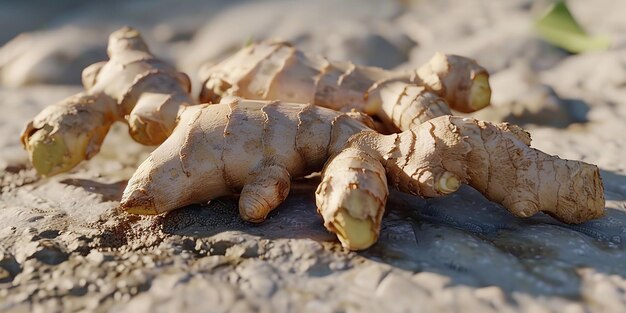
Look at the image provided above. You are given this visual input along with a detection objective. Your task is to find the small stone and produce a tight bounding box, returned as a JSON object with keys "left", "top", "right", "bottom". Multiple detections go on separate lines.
{"left": 412, "top": 272, "right": 451, "bottom": 291}
{"left": 86, "top": 251, "right": 106, "bottom": 264}
{"left": 353, "top": 265, "right": 389, "bottom": 291}
{"left": 23, "top": 240, "right": 68, "bottom": 265}
{"left": 329, "top": 260, "right": 349, "bottom": 271}
{"left": 128, "top": 254, "right": 139, "bottom": 264}
{"left": 117, "top": 280, "right": 128, "bottom": 289}
{"left": 0, "top": 267, "right": 10, "bottom": 281}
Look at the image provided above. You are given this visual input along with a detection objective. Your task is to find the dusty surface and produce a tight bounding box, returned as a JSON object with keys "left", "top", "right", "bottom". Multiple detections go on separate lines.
{"left": 2, "top": 0, "right": 626, "bottom": 312}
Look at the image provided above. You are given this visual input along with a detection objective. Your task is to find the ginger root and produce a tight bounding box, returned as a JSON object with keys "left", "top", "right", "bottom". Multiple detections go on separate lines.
{"left": 121, "top": 99, "right": 604, "bottom": 250}
{"left": 20, "top": 28, "right": 603, "bottom": 251}
{"left": 317, "top": 116, "right": 604, "bottom": 249}
{"left": 20, "top": 27, "right": 195, "bottom": 176}
{"left": 199, "top": 41, "right": 491, "bottom": 132}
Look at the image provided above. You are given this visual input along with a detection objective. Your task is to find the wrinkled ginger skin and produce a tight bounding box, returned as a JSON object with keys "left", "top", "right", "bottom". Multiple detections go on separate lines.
{"left": 316, "top": 116, "right": 604, "bottom": 249}
{"left": 450, "top": 117, "right": 604, "bottom": 224}
{"left": 315, "top": 147, "right": 388, "bottom": 250}
{"left": 21, "top": 26, "right": 195, "bottom": 176}
{"left": 121, "top": 100, "right": 370, "bottom": 219}
{"left": 121, "top": 100, "right": 604, "bottom": 250}
{"left": 199, "top": 42, "right": 491, "bottom": 132}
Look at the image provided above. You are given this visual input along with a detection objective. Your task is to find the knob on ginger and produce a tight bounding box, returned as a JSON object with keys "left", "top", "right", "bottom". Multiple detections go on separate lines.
{"left": 121, "top": 99, "right": 604, "bottom": 250}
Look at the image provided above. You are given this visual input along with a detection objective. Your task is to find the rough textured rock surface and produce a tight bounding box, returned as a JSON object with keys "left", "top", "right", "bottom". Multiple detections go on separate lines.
{"left": 2, "top": 0, "right": 626, "bottom": 312}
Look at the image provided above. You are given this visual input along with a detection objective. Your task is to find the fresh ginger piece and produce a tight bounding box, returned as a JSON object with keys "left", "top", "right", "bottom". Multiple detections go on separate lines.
{"left": 120, "top": 100, "right": 370, "bottom": 217}
{"left": 316, "top": 116, "right": 604, "bottom": 249}
{"left": 20, "top": 26, "right": 195, "bottom": 176}
{"left": 315, "top": 147, "right": 388, "bottom": 250}
{"left": 199, "top": 42, "right": 491, "bottom": 131}
{"left": 121, "top": 99, "right": 604, "bottom": 250}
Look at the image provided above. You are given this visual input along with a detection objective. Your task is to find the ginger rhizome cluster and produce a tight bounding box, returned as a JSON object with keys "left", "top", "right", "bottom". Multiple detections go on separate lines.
{"left": 22, "top": 27, "right": 605, "bottom": 250}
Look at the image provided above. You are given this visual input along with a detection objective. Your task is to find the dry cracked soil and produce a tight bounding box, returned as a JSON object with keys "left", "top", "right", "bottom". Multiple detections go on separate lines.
{"left": 1, "top": 0, "right": 626, "bottom": 312}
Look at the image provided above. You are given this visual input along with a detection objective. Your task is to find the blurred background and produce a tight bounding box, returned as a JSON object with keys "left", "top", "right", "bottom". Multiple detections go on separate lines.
{"left": 1, "top": 0, "right": 623, "bottom": 84}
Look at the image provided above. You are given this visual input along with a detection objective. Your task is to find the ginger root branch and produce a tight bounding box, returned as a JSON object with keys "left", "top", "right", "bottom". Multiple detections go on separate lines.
{"left": 317, "top": 115, "right": 604, "bottom": 249}
{"left": 21, "top": 26, "right": 195, "bottom": 176}
{"left": 199, "top": 42, "right": 492, "bottom": 132}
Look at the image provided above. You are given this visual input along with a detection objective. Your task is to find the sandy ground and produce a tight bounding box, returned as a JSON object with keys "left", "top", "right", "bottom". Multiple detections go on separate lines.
{"left": 1, "top": 0, "right": 626, "bottom": 312}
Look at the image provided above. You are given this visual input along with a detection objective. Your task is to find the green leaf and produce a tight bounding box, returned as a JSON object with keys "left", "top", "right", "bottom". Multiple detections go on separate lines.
{"left": 535, "top": 0, "right": 610, "bottom": 53}
{"left": 244, "top": 36, "right": 255, "bottom": 48}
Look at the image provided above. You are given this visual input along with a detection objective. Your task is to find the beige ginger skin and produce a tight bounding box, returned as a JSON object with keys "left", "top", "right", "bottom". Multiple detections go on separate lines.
{"left": 199, "top": 41, "right": 491, "bottom": 132}
{"left": 121, "top": 99, "right": 605, "bottom": 250}
{"left": 20, "top": 27, "right": 195, "bottom": 176}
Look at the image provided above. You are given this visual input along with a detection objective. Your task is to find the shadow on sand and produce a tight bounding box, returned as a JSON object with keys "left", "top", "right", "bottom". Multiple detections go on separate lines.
{"left": 60, "top": 178, "right": 126, "bottom": 202}
{"left": 55, "top": 165, "right": 626, "bottom": 301}
{"left": 152, "top": 171, "right": 626, "bottom": 300}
